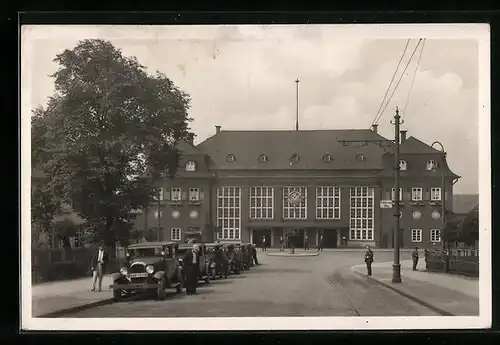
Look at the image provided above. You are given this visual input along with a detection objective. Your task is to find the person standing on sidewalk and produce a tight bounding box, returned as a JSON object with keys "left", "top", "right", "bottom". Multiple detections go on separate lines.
{"left": 279, "top": 236, "right": 284, "bottom": 252}
{"left": 183, "top": 243, "right": 200, "bottom": 295}
{"left": 304, "top": 234, "right": 309, "bottom": 250}
{"left": 91, "top": 241, "right": 108, "bottom": 292}
{"left": 364, "top": 245, "right": 374, "bottom": 276}
{"left": 412, "top": 247, "right": 419, "bottom": 271}
{"left": 262, "top": 236, "right": 267, "bottom": 251}
{"left": 252, "top": 244, "right": 259, "bottom": 265}
{"left": 317, "top": 234, "right": 323, "bottom": 252}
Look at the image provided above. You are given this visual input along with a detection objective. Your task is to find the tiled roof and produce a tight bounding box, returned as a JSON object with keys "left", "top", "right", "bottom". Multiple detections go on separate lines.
{"left": 453, "top": 194, "right": 479, "bottom": 214}
{"left": 176, "top": 140, "right": 205, "bottom": 156}
{"left": 399, "top": 136, "right": 443, "bottom": 154}
{"left": 196, "top": 129, "right": 391, "bottom": 170}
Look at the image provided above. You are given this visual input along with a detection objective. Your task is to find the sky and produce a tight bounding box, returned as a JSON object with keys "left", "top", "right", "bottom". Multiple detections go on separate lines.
{"left": 21, "top": 25, "right": 487, "bottom": 194}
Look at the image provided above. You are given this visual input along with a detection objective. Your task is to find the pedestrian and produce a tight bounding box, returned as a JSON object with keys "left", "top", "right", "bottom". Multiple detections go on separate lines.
{"left": 412, "top": 246, "right": 419, "bottom": 271}
{"left": 252, "top": 244, "right": 259, "bottom": 265}
{"left": 304, "top": 234, "right": 309, "bottom": 250}
{"left": 317, "top": 234, "right": 323, "bottom": 251}
{"left": 90, "top": 241, "right": 108, "bottom": 292}
{"left": 262, "top": 236, "right": 267, "bottom": 251}
{"left": 279, "top": 236, "right": 284, "bottom": 252}
{"left": 183, "top": 243, "right": 200, "bottom": 295}
{"left": 364, "top": 245, "right": 374, "bottom": 276}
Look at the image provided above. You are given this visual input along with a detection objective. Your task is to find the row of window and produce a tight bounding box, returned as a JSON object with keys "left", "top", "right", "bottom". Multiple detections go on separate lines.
{"left": 154, "top": 188, "right": 203, "bottom": 201}
{"left": 390, "top": 187, "right": 443, "bottom": 201}
{"left": 184, "top": 157, "right": 443, "bottom": 171}
{"left": 411, "top": 229, "right": 441, "bottom": 243}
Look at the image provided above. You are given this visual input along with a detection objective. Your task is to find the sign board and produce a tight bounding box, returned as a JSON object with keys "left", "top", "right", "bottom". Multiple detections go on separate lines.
{"left": 380, "top": 200, "right": 393, "bottom": 209}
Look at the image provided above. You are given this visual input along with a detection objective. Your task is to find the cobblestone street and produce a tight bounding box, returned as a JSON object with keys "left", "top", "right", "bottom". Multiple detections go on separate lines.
{"left": 64, "top": 251, "right": 440, "bottom": 317}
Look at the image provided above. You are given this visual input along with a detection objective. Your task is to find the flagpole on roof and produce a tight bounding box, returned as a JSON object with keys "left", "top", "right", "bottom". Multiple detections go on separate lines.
{"left": 295, "top": 79, "right": 300, "bottom": 131}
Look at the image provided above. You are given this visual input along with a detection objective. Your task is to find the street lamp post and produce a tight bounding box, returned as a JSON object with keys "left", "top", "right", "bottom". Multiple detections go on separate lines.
{"left": 431, "top": 141, "right": 448, "bottom": 273}
{"left": 391, "top": 108, "right": 403, "bottom": 283}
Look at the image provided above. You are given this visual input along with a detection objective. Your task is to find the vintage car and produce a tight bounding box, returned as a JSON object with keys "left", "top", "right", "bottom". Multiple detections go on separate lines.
{"left": 240, "top": 243, "right": 254, "bottom": 269}
{"left": 175, "top": 243, "right": 210, "bottom": 284}
{"left": 220, "top": 242, "right": 243, "bottom": 274}
{"left": 206, "top": 243, "right": 229, "bottom": 279}
{"left": 109, "top": 241, "right": 184, "bottom": 301}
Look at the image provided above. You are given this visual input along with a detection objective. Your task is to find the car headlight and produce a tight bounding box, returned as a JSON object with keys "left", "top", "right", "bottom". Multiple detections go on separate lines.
{"left": 146, "top": 265, "right": 155, "bottom": 274}
{"left": 120, "top": 267, "right": 128, "bottom": 275}
{"left": 178, "top": 258, "right": 183, "bottom": 262}
{"left": 210, "top": 263, "right": 216, "bottom": 268}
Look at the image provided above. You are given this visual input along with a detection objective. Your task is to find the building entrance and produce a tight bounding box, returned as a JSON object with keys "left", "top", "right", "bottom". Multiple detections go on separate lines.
{"left": 321, "top": 229, "right": 338, "bottom": 248}
{"left": 285, "top": 229, "right": 304, "bottom": 248}
{"left": 253, "top": 229, "right": 271, "bottom": 248}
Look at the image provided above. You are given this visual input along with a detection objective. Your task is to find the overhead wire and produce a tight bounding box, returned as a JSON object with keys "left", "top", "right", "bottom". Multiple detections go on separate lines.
{"left": 370, "top": 39, "right": 411, "bottom": 127}
{"left": 373, "top": 38, "right": 423, "bottom": 126}
{"left": 402, "top": 38, "right": 426, "bottom": 120}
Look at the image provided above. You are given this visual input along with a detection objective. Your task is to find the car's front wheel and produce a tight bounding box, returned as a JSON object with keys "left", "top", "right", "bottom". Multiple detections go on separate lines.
{"left": 113, "top": 289, "right": 122, "bottom": 302}
{"left": 157, "top": 279, "right": 166, "bottom": 300}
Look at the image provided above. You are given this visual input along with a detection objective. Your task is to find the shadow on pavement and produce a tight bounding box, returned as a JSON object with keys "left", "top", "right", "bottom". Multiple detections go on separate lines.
{"left": 209, "top": 279, "right": 234, "bottom": 285}
{"left": 257, "top": 268, "right": 309, "bottom": 274}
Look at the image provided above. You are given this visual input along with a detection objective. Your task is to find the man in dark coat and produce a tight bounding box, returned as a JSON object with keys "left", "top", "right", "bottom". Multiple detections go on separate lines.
{"left": 91, "top": 241, "right": 108, "bottom": 292}
{"left": 412, "top": 247, "right": 419, "bottom": 271}
{"left": 317, "top": 234, "right": 324, "bottom": 251}
{"left": 252, "top": 244, "right": 259, "bottom": 265}
{"left": 364, "top": 245, "right": 374, "bottom": 276}
{"left": 304, "top": 234, "right": 309, "bottom": 250}
{"left": 183, "top": 244, "right": 200, "bottom": 295}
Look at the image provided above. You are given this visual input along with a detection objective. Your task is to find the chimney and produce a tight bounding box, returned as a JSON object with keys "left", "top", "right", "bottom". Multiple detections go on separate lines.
{"left": 400, "top": 130, "right": 407, "bottom": 143}
{"left": 215, "top": 125, "right": 221, "bottom": 135}
{"left": 371, "top": 124, "right": 378, "bottom": 133}
{"left": 187, "top": 133, "right": 194, "bottom": 145}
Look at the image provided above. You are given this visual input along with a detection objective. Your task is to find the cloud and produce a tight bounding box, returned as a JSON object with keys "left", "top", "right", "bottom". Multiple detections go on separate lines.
{"left": 23, "top": 25, "right": 480, "bottom": 194}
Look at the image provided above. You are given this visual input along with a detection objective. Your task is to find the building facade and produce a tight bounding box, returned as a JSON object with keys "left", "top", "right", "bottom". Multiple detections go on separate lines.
{"left": 134, "top": 126, "right": 460, "bottom": 249}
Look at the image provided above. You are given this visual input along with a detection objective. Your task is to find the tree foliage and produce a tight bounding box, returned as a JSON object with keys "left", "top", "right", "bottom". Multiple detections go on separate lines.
{"left": 32, "top": 39, "right": 192, "bottom": 247}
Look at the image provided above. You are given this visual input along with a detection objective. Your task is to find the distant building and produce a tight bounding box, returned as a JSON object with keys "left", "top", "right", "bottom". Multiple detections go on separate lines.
{"left": 135, "top": 126, "right": 460, "bottom": 249}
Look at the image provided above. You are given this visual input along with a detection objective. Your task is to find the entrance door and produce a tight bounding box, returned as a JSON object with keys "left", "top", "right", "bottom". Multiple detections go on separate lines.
{"left": 286, "top": 229, "right": 304, "bottom": 248}
{"left": 253, "top": 229, "right": 271, "bottom": 248}
{"left": 321, "top": 229, "right": 338, "bottom": 248}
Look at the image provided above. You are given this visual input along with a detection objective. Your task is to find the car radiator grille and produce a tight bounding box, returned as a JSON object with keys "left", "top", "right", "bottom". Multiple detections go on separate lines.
{"left": 130, "top": 263, "right": 146, "bottom": 273}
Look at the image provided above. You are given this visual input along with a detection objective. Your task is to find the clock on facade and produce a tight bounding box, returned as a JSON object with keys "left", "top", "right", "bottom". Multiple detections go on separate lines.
{"left": 412, "top": 210, "right": 422, "bottom": 220}
{"left": 431, "top": 210, "right": 441, "bottom": 220}
{"left": 189, "top": 210, "right": 199, "bottom": 219}
{"left": 172, "top": 210, "right": 180, "bottom": 219}
{"left": 288, "top": 190, "right": 302, "bottom": 205}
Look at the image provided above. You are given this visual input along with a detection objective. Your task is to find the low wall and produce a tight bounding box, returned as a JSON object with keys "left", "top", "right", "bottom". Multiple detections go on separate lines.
{"left": 426, "top": 249, "right": 479, "bottom": 277}
{"left": 31, "top": 247, "right": 127, "bottom": 284}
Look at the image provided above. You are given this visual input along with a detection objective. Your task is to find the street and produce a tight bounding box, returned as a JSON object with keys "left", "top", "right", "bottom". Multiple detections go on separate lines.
{"left": 65, "top": 251, "right": 440, "bottom": 317}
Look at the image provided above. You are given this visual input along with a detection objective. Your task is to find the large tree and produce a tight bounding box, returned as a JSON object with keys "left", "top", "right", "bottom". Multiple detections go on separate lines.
{"left": 32, "top": 39, "right": 192, "bottom": 249}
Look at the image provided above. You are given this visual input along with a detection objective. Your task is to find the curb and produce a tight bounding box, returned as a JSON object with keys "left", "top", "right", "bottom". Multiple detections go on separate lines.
{"left": 266, "top": 252, "right": 319, "bottom": 257}
{"left": 37, "top": 297, "right": 115, "bottom": 318}
{"left": 352, "top": 270, "right": 454, "bottom": 316}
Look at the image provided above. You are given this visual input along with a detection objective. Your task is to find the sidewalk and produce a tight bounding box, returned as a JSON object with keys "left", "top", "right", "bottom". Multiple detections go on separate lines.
{"left": 351, "top": 260, "right": 479, "bottom": 316}
{"left": 266, "top": 249, "right": 319, "bottom": 257}
{"left": 31, "top": 275, "right": 114, "bottom": 317}
{"left": 264, "top": 248, "right": 414, "bottom": 253}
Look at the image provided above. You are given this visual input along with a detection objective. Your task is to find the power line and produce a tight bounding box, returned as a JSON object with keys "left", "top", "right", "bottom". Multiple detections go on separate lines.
{"left": 370, "top": 39, "right": 411, "bottom": 127}
{"left": 373, "top": 39, "right": 423, "bottom": 126}
{"left": 402, "top": 39, "right": 426, "bottom": 120}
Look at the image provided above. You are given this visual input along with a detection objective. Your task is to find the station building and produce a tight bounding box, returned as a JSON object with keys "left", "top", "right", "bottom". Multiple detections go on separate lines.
{"left": 134, "top": 125, "right": 460, "bottom": 249}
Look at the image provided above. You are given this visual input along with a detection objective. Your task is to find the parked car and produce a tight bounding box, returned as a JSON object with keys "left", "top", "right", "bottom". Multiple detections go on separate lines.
{"left": 109, "top": 242, "right": 184, "bottom": 301}
{"left": 176, "top": 243, "right": 210, "bottom": 284}
{"left": 220, "top": 242, "right": 243, "bottom": 274}
{"left": 206, "top": 243, "right": 229, "bottom": 279}
{"left": 240, "top": 243, "right": 254, "bottom": 269}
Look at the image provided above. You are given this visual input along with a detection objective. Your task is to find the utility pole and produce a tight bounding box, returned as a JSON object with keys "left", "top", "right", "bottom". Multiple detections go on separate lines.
{"left": 338, "top": 107, "right": 403, "bottom": 284}
{"left": 431, "top": 141, "right": 448, "bottom": 273}
{"left": 391, "top": 108, "right": 403, "bottom": 283}
{"left": 295, "top": 79, "right": 300, "bottom": 131}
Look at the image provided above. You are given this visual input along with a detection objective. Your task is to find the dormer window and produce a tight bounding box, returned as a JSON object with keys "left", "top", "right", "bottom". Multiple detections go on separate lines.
{"left": 290, "top": 154, "right": 300, "bottom": 163}
{"left": 323, "top": 153, "right": 332, "bottom": 162}
{"left": 426, "top": 160, "right": 438, "bottom": 171}
{"left": 259, "top": 154, "right": 268, "bottom": 163}
{"left": 227, "top": 154, "right": 236, "bottom": 162}
{"left": 356, "top": 153, "right": 365, "bottom": 161}
{"left": 185, "top": 160, "right": 196, "bottom": 172}
{"left": 399, "top": 160, "right": 408, "bottom": 171}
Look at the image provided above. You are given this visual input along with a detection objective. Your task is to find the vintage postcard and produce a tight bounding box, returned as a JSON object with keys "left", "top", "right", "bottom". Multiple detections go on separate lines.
{"left": 20, "top": 24, "right": 491, "bottom": 331}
